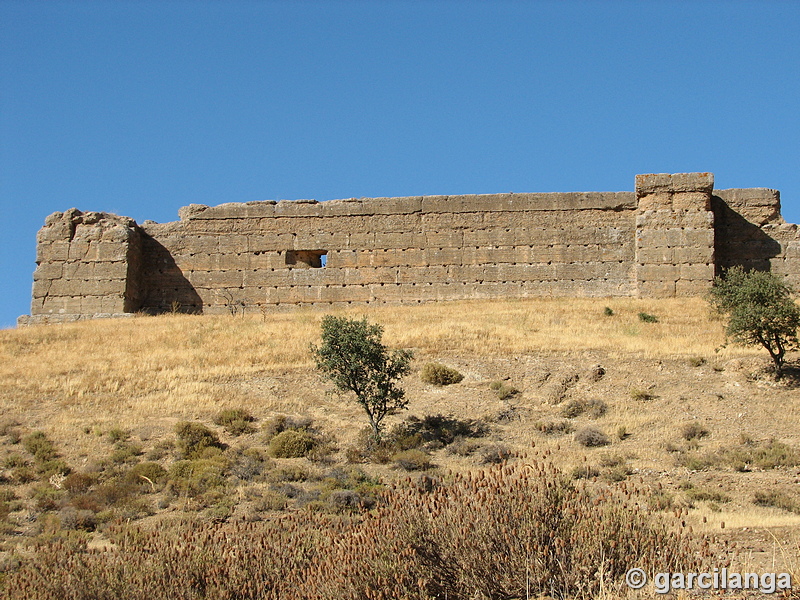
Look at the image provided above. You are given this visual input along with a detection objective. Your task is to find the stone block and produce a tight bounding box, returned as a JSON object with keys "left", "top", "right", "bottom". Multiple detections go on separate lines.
{"left": 679, "top": 264, "right": 714, "bottom": 281}
{"left": 600, "top": 244, "right": 635, "bottom": 262}
{"left": 318, "top": 199, "right": 364, "bottom": 217}
{"left": 33, "top": 263, "right": 63, "bottom": 281}
{"left": 395, "top": 266, "right": 449, "bottom": 284}
{"left": 636, "top": 172, "right": 714, "bottom": 196}
{"left": 330, "top": 250, "right": 359, "bottom": 268}
{"left": 243, "top": 269, "right": 283, "bottom": 287}
{"left": 681, "top": 229, "right": 714, "bottom": 247}
{"left": 361, "top": 196, "right": 422, "bottom": 215}
{"left": 94, "top": 242, "right": 129, "bottom": 262}
{"left": 92, "top": 262, "right": 129, "bottom": 280}
{"left": 637, "top": 280, "right": 677, "bottom": 298}
{"left": 375, "top": 231, "right": 426, "bottom": 249}
{"left": 637, "top": 264, "right": 680, "bottom": 281}
{"left": 248, "top": 233, "right": 296, "bottom": 252}
{"left": 288, "top": 268, "right": 346, "bottom": 287}
{"left": 37, "top": 241, "right": 71, "bottom": 263}
{"left": 361, "top": 249, "right": 398, "bottom": 267}
{"left": 176, "top": 253, "right": 218, "bottom": 271}
{"left": 672, "top": 192, "right": 711, "bottom": 211}
{"left": 552, "top": 263, "right": 600, "bottom": 281}
{"left": 425, "top": 231, "right": 464, "bottom": 248}
{"left": 217, "top": 234, "right": 249, "bottom": 255}
{"left": 675, "top": 279, "right": 712, "bottom": 296}
{"left": 636, "top": 193, "right": 673, "bottom": 211}
{"left": 636, "top": 247, "right": 675, "bottom": 264}
{"left": 347, "top": 232, "right": 377, "bottom": 248}
{"left": 673, "top": 246, "right": 715, "bottom": 263}
{"left": 421, "top": 212, "right": 485, "bottom": 230}
{"left": 216, "top": 253, "right": 251, "bottom": 271}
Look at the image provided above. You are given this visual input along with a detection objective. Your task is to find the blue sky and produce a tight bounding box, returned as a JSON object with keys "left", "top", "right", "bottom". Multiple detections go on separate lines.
{"left": 1, "top": 0, "right": 799, "bottom": 328}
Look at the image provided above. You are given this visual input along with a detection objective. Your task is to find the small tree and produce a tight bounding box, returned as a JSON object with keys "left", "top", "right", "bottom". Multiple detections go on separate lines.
{"left": 311, "top": 316, "right": 413, "bottom": 439}
{"left": 708, "top": 266, "right": 800, "bottom": 378}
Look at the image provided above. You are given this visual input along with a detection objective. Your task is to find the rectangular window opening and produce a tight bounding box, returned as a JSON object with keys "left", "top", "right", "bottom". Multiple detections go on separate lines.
{"left": 286, "top": 250, "right": 328, "bottom": 268}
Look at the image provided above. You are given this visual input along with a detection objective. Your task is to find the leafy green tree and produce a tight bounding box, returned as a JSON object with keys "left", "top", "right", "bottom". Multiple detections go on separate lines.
{"left": 709, "top": 266, "right": 800, "bottom": 378}
{"left": 311, "top": 316, "right": 413, "bottom": 439}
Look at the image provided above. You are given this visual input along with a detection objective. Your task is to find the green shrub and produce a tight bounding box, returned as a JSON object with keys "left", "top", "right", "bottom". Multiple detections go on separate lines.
{"left": 270, "top": 429, "right": 316, "bottom": 458}
{"left": 753, "top": 490, "right": 800, "bottom": 514}
{"left": 392, "top": 449, "right": 433, "bottom": 471}
{"left": 497, "top": 384, "right": 520, "bottom": 401}
{"left": 388, "top": 414, "right": 488, "bottom": 451}
{"left": 36, "top": 458, "right": 70, "bottom": 478}
{"left": 638, "top": 312, "right": 659, "bottom": 323}
{"left": 312, "top": 315, "right": 413, "bottom": 439}
{"left": 126, "top": 462, "right": 167, "bottom": 489}
{"left": 167, "top": 458, "right": 229, "bottom": 499}
{"left": 11, "top": 466, "right": 36, "bottom": 484}
{"left": 22, "top": 431, "right": 58, "bottom": 462}
{"left": 685, "top": 488, "right": 730, "bottom": 503}
{"left": 574, "top": 427, "right": 610, "bottom": 448}
{"left": 3, "top": 454, "right": 28, "bottom": 469}
{"left": 708, "top": 265, "right": 800, "bottom": 378}
{"left": 270, "top": 465, "right": 309, "bottom": 482}
{"left": 604, "top": 465, "right": 632, "bottom": 482}
{"left": 603, "top": 307, "right": 614, "bottom": 316}
{"left": 175, "top": 422, "right": 226, "bottom": 459}
{"left": 252, "top": 490, "right": 290, "bottom": 512}
{"left": 107, "top": 427, "right": 129, "bottom": 443}
{"left": 110, "top": 442, "right": 143, "bottom": 464}
{"left": 647, "top": 490, "right": 674, "bottom": 511}
{"left": 213, "top": 408, "right": 256, "bottom": 436}
{"left": 420, "top": 363, "right": 464, "bottom": 386}
{"left": 262, "top": 415, "right": 312, "bottom": 441}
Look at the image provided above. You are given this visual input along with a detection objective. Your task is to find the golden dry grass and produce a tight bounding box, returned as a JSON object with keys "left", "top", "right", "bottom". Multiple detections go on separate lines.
{"left": 0, "top": 297, "right": 751, "bottom": 422}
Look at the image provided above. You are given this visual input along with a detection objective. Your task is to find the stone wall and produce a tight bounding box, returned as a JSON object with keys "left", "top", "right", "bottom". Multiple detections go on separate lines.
{"left": 18, "top": 172, "right": 798, "bottom": 325}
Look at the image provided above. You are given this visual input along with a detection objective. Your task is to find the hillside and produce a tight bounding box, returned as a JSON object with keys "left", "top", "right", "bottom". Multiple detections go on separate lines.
{"left": 1, "top": 297, "right": 799, "bottom": 597}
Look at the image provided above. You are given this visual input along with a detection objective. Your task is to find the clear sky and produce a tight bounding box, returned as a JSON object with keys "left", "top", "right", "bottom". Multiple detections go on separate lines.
{"left": 1, "top": 0, "right": 799, "bottom": 328}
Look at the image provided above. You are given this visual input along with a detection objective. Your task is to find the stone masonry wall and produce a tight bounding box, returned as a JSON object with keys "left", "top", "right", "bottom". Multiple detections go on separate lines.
{"left": 18, "top": 172, "right": 799, "bottom": 325}
{"left": 25, "top": 209, "right": 141, "bottom": 322}
{"left": 136, "top": 190, "right": 637, "bottom": 315}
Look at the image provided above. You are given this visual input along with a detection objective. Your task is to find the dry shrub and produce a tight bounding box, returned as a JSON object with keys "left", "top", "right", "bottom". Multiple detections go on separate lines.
{"left": 420, "top": 363, "right": 464, "bottom": 386}
{"left": 479, "top": 443, "right": 513, "bottom": 464}
{"left": 533, "top": 420, "right": 574, "bottom": 435}
{"left": 560, "top": 398, "right": 607, "bottom": 419}
{"left": 392, "top": 449, "right": 432, "bottom": 471}
{"left": 1, "top": 461, "right": 710, "bottom": 600}
{"left": 681, "top": 422, "right": 710, "bottom": 441}
{"left": 574, "top": 427, "right": 610, "bottom": 448}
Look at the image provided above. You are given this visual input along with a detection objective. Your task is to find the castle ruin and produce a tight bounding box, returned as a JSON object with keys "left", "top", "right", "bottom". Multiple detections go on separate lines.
{"left": 18, "top": 172, "right": 800, "bottom": 325}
